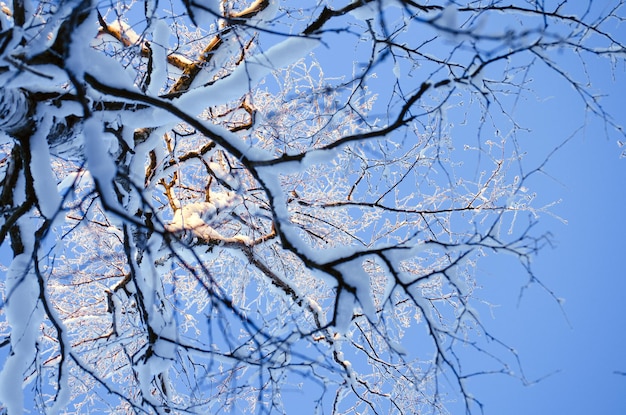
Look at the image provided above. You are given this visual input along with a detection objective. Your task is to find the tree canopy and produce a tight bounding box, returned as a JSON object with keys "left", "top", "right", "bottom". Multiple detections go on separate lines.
{"left": 0, "top": 0, "right": 624, "bottom": 414}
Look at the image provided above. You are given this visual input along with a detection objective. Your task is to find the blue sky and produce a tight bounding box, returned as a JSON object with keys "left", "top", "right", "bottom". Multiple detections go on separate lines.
{"left": 471, "top": 133, "right": 626, "bottom": 414}
{"left": 461, "top": 44, "right": 626, "bottom": 414}
{"left": 348, "top": 5, "right": 626, "bottom": 411}
{"left": 303, "top": 18, "right": 626, "bottom": 408}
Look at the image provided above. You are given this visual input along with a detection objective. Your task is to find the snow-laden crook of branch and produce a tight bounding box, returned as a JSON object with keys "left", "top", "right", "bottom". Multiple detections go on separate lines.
{"left": 166, "top": 193, "right": 252, "bottom": 245}
{"left": 0, "top": 88, "right": 31, "bottom": 135}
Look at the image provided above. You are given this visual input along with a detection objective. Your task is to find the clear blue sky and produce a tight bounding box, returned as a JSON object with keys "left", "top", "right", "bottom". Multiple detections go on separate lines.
{"left": 470, "top": 133, "right": 626, "bottom": 414}
{"left": 310, "top": 26, "right": 626, "bottom": 409}
{"left": 461, "top": 43, "right": 626, "bottom": 414}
